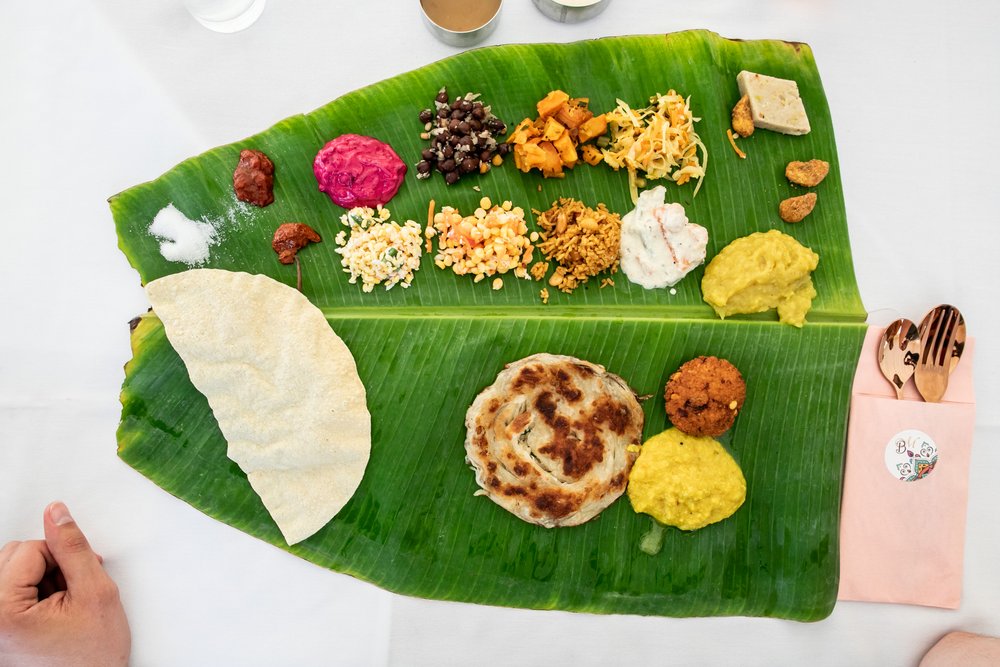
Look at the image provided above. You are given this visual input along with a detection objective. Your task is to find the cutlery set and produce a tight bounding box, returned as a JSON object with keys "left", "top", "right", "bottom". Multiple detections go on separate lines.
{"left": 877, "top": 305, "right": 966, "bottom": 402}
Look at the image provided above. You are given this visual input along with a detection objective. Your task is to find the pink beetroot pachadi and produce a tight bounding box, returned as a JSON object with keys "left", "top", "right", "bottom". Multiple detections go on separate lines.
{"left": 313, "top": 134, "right": 407, "bottom": 209}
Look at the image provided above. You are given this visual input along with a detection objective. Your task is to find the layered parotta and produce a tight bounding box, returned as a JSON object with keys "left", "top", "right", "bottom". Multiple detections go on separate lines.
{"left": 464, "top": 353, "right": 644, "bottom": 527}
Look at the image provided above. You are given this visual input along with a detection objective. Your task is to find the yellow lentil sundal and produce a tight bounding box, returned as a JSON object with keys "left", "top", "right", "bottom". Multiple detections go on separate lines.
{"left": 427, "top": 197, "right": 534, "bottom": 285}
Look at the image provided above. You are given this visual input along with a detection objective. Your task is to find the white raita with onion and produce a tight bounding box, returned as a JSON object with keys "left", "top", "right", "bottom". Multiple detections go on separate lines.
{"left": 619, "top": 186, "right": 707, "bottom": 289}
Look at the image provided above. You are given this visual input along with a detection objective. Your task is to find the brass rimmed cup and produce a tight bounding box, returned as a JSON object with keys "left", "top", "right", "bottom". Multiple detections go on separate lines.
{"left": 420, "top": 0, "right": 503, "bottom": 48}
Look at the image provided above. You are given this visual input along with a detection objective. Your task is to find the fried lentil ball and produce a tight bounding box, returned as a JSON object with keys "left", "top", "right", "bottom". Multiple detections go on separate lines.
{"left": 785, "top": 159, "right": 830, "bottom": 188}
{"left": 779, "top": 192, "right": 818, "bottom": 223}
{"left": 663, "top": 356, "right": 746, "bottom": 437}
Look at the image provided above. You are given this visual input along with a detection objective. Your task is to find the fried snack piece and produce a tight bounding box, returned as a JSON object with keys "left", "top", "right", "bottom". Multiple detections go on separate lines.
{"left": 731, "top": 94, "right": 754, "bottom": 137}
{"left": 465, "top": 353, "right": 644, "bottom": 528}
{"left": 779, "top": 192, "right": 818, "bottom": 223}
{"left": 785, "top": 159, "right": 830, "bottom": 187}
{"left": 664, "top": 356, "right": 746, "bottom": 437}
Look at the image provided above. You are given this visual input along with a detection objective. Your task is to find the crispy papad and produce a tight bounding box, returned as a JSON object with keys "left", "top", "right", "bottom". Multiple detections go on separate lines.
{"left": 145, "top": 269, "right": 370, "bottom": 545}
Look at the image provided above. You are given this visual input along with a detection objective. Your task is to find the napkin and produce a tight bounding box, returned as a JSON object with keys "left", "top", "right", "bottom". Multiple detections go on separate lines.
{"left": 838, "top": 326, "right": 976, "bottom": 609}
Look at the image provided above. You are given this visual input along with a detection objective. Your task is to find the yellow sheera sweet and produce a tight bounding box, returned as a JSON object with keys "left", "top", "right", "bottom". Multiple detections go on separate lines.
{"left": 627, "top": 428, "right": 746, "bottom": 531}
{"left": 701, "top": 229, "right": 819, "bottom": 327}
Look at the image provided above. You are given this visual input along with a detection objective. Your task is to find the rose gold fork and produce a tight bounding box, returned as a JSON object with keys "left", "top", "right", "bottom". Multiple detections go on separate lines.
{"left": 914, "top": 305, "right": 966, "bottom": 403}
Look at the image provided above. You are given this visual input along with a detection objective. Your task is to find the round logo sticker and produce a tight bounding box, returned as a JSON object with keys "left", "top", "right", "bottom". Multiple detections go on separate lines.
{"left": 885, "top": 429, "right": 938, "bottom": 482}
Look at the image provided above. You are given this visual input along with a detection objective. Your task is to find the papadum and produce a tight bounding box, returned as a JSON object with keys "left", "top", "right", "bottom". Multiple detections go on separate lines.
{"left": 145, "top": 269, "right": 370, "bottom": 545}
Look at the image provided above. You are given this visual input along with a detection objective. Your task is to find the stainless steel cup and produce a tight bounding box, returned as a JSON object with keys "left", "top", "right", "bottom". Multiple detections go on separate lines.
{"left": 420, "top": 0, "right": 503, "bottom": 48}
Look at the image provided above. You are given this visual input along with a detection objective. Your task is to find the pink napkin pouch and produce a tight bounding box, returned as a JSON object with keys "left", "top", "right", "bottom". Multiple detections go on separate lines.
{"left": 838, "top": 326, "right": 976, "bottom": 609}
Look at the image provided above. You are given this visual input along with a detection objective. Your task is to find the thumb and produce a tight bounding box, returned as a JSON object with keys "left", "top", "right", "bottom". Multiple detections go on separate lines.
{"left": 42, "top": 501, "right": 106, "bottom": 596}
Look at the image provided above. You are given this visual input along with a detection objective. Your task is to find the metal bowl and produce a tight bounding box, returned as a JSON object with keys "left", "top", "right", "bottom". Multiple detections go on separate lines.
{"left": 532, "top": 0, "right": 610, "bottom": 23}
{"left": 420, "top": 0, "right": 503, "bottom": 48}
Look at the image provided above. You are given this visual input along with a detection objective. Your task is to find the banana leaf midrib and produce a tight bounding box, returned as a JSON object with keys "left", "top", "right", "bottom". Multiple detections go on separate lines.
{"left": 309, "top": 305, "right": 868, "bottom": 323}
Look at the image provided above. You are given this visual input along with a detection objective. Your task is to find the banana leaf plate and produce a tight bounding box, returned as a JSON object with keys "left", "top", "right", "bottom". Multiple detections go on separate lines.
{"left": 111, "top": 30, "right": 867, "bottom": 621}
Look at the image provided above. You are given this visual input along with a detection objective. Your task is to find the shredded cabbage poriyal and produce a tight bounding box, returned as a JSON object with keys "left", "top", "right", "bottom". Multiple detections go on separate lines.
{"left": 602, "top": 91, "right": 707, "bottom": 203}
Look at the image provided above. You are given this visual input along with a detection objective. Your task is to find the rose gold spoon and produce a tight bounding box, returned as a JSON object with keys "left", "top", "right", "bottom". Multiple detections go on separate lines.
{"left": 878, "top": 319, "right": 920, "bottom": 399}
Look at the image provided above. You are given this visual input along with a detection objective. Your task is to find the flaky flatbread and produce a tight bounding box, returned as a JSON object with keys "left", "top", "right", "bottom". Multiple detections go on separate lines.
{"left": 464, "top": 353, "right": 644, "bottom": 527}
{"left": 145, "top": 269, "right": 370, "bottom": 545}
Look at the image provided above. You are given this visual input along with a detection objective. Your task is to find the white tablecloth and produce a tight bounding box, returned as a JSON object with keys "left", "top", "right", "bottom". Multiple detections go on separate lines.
{"left": 2, "top": 1, "right": 998, "bottom": 664}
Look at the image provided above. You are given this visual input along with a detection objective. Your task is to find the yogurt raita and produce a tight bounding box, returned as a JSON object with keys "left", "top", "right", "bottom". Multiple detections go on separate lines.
{"left": 619, "top": 186, "right": 708, "bottom": 289}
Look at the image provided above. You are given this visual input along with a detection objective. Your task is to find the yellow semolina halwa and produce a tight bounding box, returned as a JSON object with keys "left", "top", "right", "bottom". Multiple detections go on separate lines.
{"left": 627, "top": 428, "right": 746, "bottom": 531}
{"left": 701, "top": 229, "right": 819, "bottom": 327}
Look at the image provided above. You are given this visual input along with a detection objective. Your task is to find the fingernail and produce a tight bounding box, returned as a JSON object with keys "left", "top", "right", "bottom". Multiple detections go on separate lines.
{"left": 48, "top": 501, "right": 73, "bottom": 526}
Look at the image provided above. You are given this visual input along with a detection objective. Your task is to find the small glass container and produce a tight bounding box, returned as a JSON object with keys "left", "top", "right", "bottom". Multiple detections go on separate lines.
{"left": 184, "top": 0, "right": 266, "bottom": 33}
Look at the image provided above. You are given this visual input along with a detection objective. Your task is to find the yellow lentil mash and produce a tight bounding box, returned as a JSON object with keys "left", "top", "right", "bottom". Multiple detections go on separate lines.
{"left": 627, "top": 428, "right": 746, "bottom": 531}
{"left": 701, "top": 230, "right": 819, "bottom": 327}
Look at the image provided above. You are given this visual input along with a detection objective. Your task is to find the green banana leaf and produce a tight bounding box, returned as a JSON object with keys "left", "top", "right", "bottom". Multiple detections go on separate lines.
{"left": 111, "top": 30, "right": 867, "bottom": 621}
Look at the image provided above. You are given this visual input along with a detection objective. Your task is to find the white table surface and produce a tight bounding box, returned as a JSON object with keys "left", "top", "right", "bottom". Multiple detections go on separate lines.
{"left": 2, "top": 1, "right": 999, "bottom": 665}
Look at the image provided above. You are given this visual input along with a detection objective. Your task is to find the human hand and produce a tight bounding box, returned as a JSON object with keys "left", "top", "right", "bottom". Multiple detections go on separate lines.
{"left": 921, "top": 631, "right": 1000, "bottom": 667}
{"left": 0, "top": 502, "right": 130, "bottom": 667}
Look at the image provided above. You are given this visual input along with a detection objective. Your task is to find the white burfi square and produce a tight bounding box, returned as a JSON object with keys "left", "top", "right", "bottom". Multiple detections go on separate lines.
{"left": 736, "top": 70, "right": 811, "bottom": 136}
